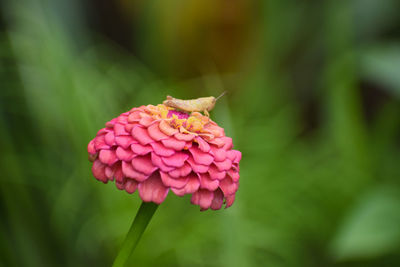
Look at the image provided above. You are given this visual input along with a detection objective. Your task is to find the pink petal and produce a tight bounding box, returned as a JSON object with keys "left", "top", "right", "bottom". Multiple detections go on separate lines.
{"left": 174, "top": 132, "right": 195, "bottom": 141}
{"left": 214, "top": 158, "right": 232, "bottom": 171}
{"left": 115, "top": 180, "right": 125, "bottom": 190}
{"left": 226, "top": 151, "right": 235, "bottom": 161}
{"left": 191, "top": 189, "right": 214, "bottom": 210}
{"left": 219, "top": 177, "right": 238, "bottom": 196}
{"left": 116, "top": 146, "right": 135, "bottom": 161}
{"left": 139, "top": 115, "right": 155, "bottom": 127}
{"left": 170, "top": 187, "right": 185, "bottom": 196}
{"left": 88, "top": 139, "right": 96, "bottom": 154}
{"left": 151, "top": 153, "right": 175, "bottom": 172}
{"left": 92, "top": 159, "right": 108, "bottom": 182}
{"left": 195, "top": 136, "right": 210, "bottom": 152}
{"left": 104, "top": 132, "right": 116, "bottom": 146}
{"left": 198, "top": 133, "right": 214, "bottom": 141}
{"left": 150, "top": 142, "right": 175, "bottom": 157}
{"left": 161, "top": 138, "right": 186, "bottom": 150}
{"left": 105, "top": 166, "right": 114, "bottom": 179}
{"left": 232, "top": 150, "right": 242, "bottom": 163}
{"left": 183, "top": 173, "right": 201, "bottom": 193}
{"left": 114, "top": 123, "right": 130, "bottom": 136}
{"left": 210, "top": 146, "right": 226, "bottom": 162}
{"left": 131, "top": 154, "right": 158, "bottom": 175}
{"left": 189, "top": 147, "right": 214, "bottom": 166}
{"left": 138, "top": 173, "right": 169, "bottom": 204}
{"left": 168, "top": 162, "right": 192, "bottom": 178}
{"left": 121, "top": 161, "right": 148, "bottom": 182}
{"left": 96, "top": 128, "right": 110, "bottom": 136}
{"left": 172, "top": 173, "right": 200, "bottom": 196}
{"left": 161, "top": 152, "right": 189, "bottom": 168}
{"left": 116, "top": 114, "right": 128, "bottom": 124}
{"left": 105, "top": 118, "right": 116, "bottom": 128}
{"left": 221, "top": 137, "right": 233, "bottom": 150}
{"left": 148, "top": 123, "right": 169, "bottom": 141}
{"left": 225, "top": 194, "right": 235, "bottom": 208}
{"left": 106, "top": 162, "right": 122, "bottom": 181}
{"left": 204, "top": 124, "right": 224, "bottom": 138}
{"left": 160, "top": 172, "right": 188, "bottom": 189}
{"left": 227, "top": 169, "right": 240, "bottom": 182}
{"left": 208, "top": 137, "right": 225, "bottom": 148}
{"left": 125, "top": 123, "right": 135, "bottom": 132}
{"left": 124, "top": 179, "right": 138, "bottom": 194}
{"left": 187, "top": 157, "right": 209, "bottom": 173}
{"left": 114, "top": 165, "right": 124, "bottom": 183}
{"left": 115, "top": 135, "right": 137, "bottom": 149}
{"left": 128, "top": 111, "right": 141, "bottom": 122}
{"left": 99, "top": 149, "right": 118, "bottom": 165}
{"left": 199, "top": 173, "right": 219, "bottom": 191}
{"left": 131, "top": 143, "right": 152, "bottom": 155}
{"left": 159, "top": 120, "right": 179, "bottom": 136}
{"left": 208, "top": 164, "right": 226, "bottom": 180}
{"left": 94, "top": 135, "right": 110, "bottom": 150}
{"left": 132, "top": 126, "right": 154, "bottom": 145}
{"left": 211, "top": 189, "right": 224, "bottom": 210}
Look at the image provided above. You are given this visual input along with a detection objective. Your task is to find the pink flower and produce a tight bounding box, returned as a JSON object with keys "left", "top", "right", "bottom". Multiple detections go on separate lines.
{"left": 88, "top": 104, "right": 241, "bottom": 210}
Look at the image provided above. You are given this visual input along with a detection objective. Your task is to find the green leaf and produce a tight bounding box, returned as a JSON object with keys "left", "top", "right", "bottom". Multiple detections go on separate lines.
{"left": 360, "top": 44, "right": 400, "bottom": 98}
{"left": 331, "top": 186, "right": 400, "bottom": 260}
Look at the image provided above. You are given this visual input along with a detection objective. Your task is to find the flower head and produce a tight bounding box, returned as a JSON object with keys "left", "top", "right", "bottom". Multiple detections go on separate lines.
{"left": 88, "top": 104, "right": 241, "bottom": 210}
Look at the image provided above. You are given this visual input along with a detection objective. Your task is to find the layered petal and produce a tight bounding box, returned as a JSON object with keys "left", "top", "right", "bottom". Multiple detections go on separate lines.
{"left": 199, "top": 173, "right": 219, "bottom": 191}
{"left": 210, "top": 189, "right": 224, "bottom": 210}
{"left": 99, "top": 149, "right": 118, "bottom": 165}
{"left": 121, "top": 161, "right": 148, "bottom": 182}
{"left": 151, "top": 153, "right": 175, "bottom": 172}
{"left": 160, "top": 172, "right": 188, "bottom": 189}
{"left": 114, "top": 123, "right": 130, "bottom": 136}
{"left": 219, "top": 177, "right": 238, "bottom": 196}
{"left": 161, "top": 152, "right": 189, "bottom": 168}
{"left": 171, "top": 173, "right": 200, "bottom": 196}
{"left": 161, "top": 138, "right": 186, "bottom": 150}
{"left": 116, "top": 146, "right": 135, "bottom": 161}
{"left": 189, "top": 147, "right": 214, "bottom": 165}
{"left": 168, "top": 162, "right": 192, "bottom": 178}
{"left": 131, "top": 155, "right": 158, "bottom": 175}
{"left": 92, "top": 159, "right": 108, "bottom": 182}
{"left": 187, "top": 157, "right": 209, "bottom": 173}
{"left": 148, "top": 123, "right": 169, "bottom": 141}
{"left": 132, "top": 126, "right": 154, "bottom": 145}
{"left": 104, "top": 132, "right": 116, "bottom": 146}
{"left": 159, "top": 120, "right": 179, "bottom": 136}
{"left": 191, "top": 189, "right": 214, "bottom": 210}
{"left": 150, "top": 142, "right": 175, "bottom": 157}
{"left": 195, "top": 136, "right": 211, "bottom": 152}
{"left": 115, "top": 135, "right": 137, "bottom": 149}
{"left": 138, "top": 173, "right": 169, "bottom": 204}
{"left": 131, "top": 143, "right": 153, "bottom": 155}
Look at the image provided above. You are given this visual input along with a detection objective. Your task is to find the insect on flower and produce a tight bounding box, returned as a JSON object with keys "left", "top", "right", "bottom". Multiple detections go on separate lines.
{"left": 87, "top": 94, "right": 241, "bottom": 211}
{"left": 163, "top": 91, "right": 227, "bottom": 117}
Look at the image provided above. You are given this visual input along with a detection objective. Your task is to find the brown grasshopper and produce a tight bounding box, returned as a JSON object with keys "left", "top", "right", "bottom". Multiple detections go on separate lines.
{"left": 163, "top": 91, "right": 226, "bottom": 117}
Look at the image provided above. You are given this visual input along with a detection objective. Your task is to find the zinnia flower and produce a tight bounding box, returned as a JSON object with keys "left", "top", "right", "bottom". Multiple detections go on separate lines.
{"left": 87, "top": 104, "right": 241, "bottom": 210}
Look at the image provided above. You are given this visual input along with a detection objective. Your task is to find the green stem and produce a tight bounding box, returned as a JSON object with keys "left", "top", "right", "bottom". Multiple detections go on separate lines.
{"left": 112, "top": 201, "right": 159, "bottom": 267}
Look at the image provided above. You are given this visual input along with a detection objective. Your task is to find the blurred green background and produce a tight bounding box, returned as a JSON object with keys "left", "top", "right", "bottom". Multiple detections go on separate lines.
{"left": 1, "top": 0, "right": 400, "bottom": 266}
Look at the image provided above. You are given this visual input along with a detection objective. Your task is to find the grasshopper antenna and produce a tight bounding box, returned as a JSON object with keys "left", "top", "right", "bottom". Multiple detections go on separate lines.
{"left": 215, "top": 91, "right": 227, "bottom": 101}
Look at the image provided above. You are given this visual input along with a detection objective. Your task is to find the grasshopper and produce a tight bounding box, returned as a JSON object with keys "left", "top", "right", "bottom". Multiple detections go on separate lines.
{"left": 163, "top": 91, "right": 226, "bottom": 117}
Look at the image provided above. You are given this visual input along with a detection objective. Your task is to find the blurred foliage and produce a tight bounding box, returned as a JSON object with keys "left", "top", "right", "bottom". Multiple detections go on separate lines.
{"left": 1, "top": 0, "right": 400, "bottom": 266}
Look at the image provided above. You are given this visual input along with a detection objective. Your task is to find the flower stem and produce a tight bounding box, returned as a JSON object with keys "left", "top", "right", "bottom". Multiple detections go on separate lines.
{"left": 112, "top": 201, "right": 159, "bottom": 267}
